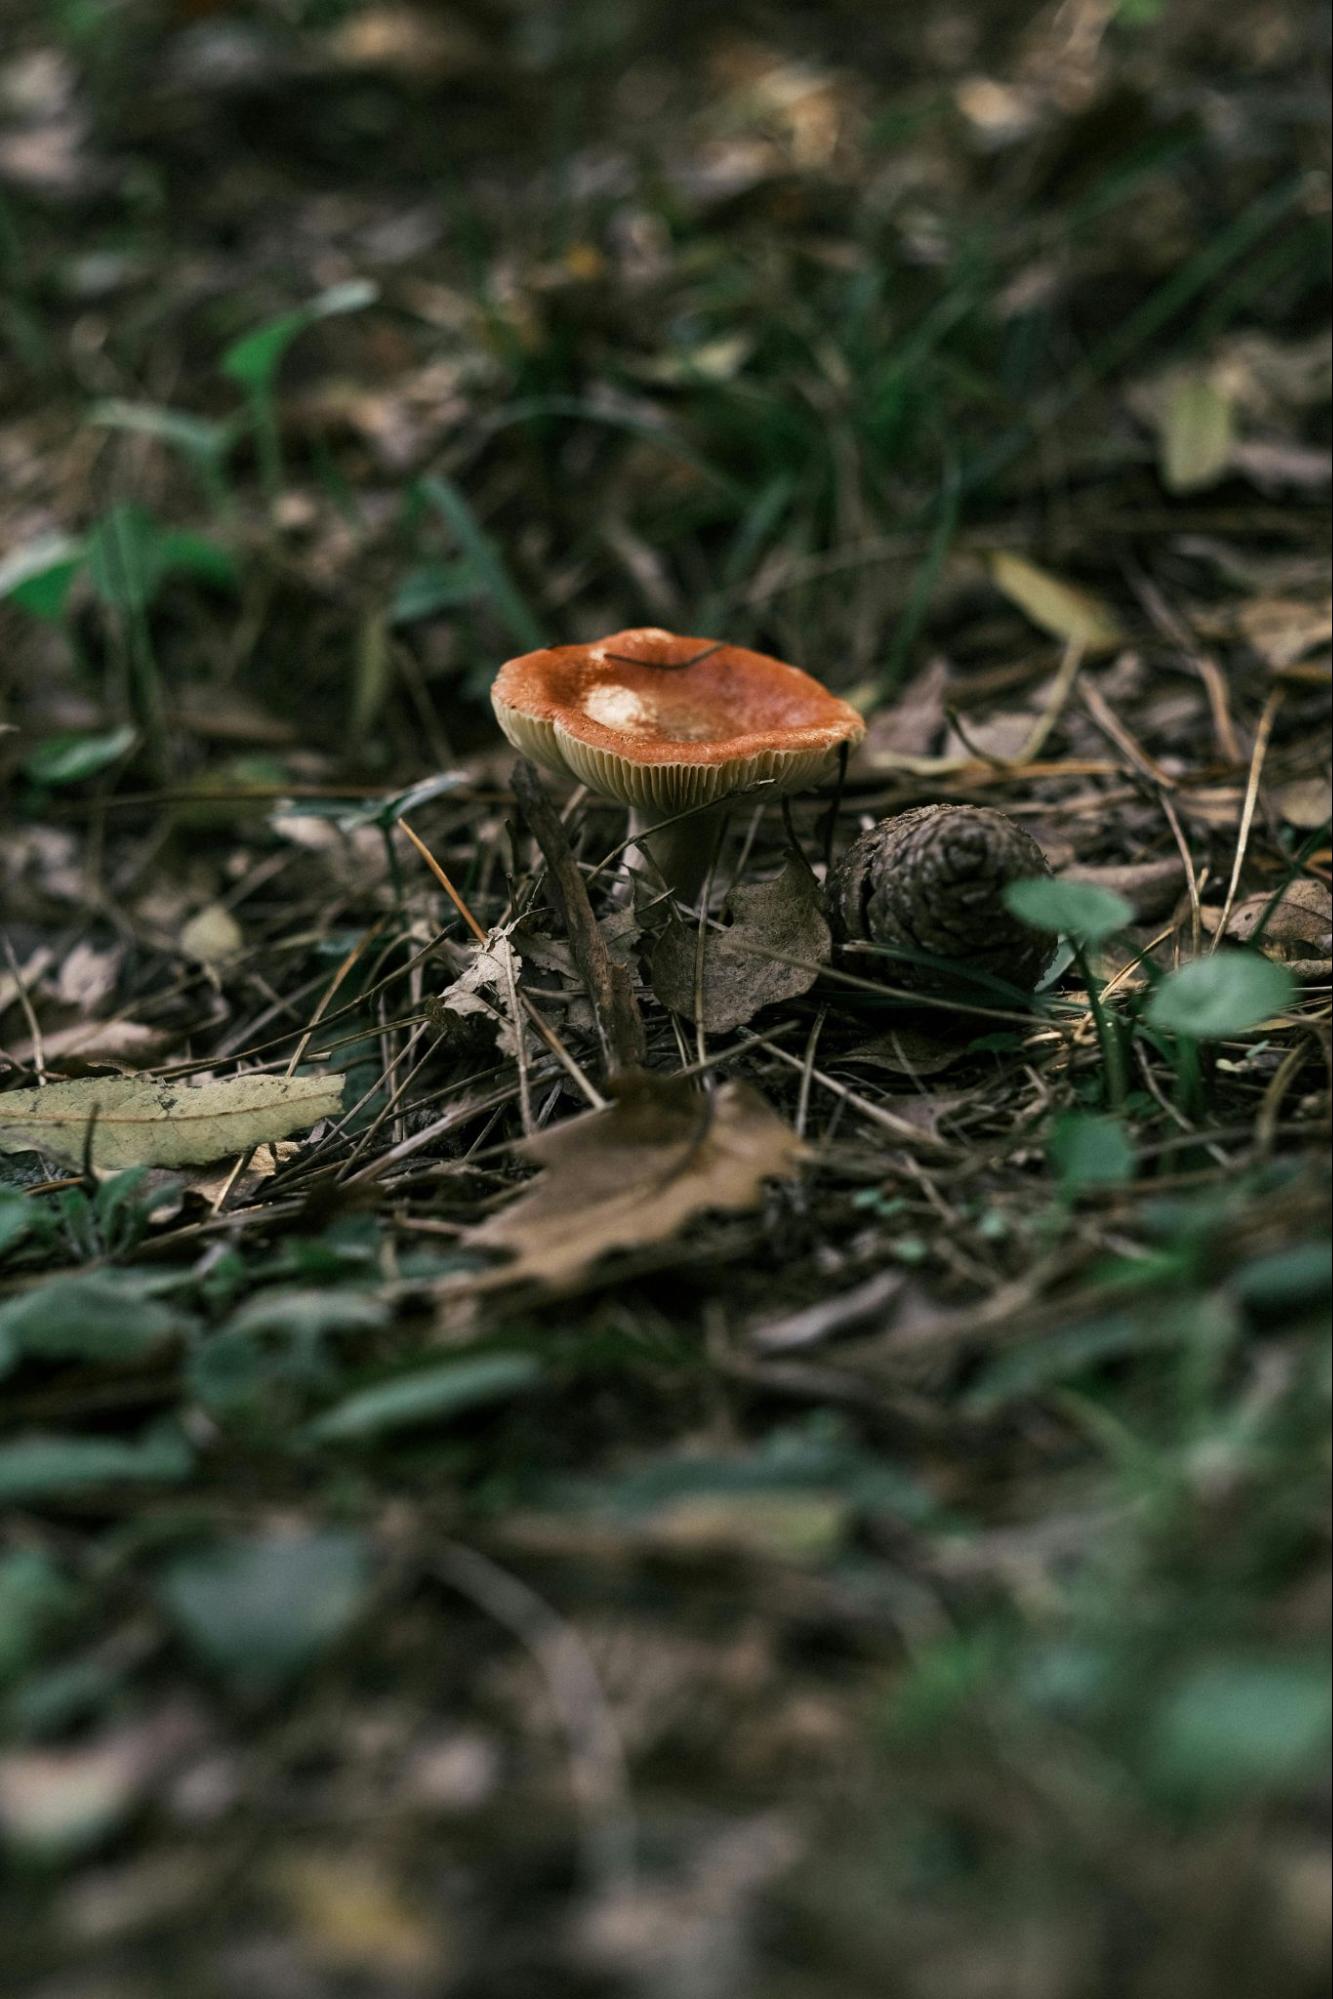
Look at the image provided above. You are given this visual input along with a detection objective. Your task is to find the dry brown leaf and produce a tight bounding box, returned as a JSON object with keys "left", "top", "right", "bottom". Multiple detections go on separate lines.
{"left": 1274, "top": 776, "right": 1332, "bottom": 830}
{"left": 988, "top": 552, "right": 1124, "bottom": 652}
{"left": 1059, "top": 855, "right": 1187, "bottom": 920}
{"left": 841, "top": 1026, "right": 972, "bottom": 1078}
{"left": 12, "top": 1019, "right": 171, "bottom": 1071}
{"left": 1203, "top": 878, "right": 1332, "bottom": 965}
{"left": 0, "top": 1705, "right": 202, "bottom": 1861}
{"left": 51, "top": 942, "right": 121, "bottom": 1013}
{"left": 0, "top": 1073, "right": 345, "bottom": 1170}
{"left": 326, "top": 5, "right": 485, "bottom": 79}
{"left": 467, "top": 1073, "right": 805, "bottom": 1291}
{"left": 1214, "top": 329, "right": 1333, "bottom": 417}
{"left": 650, "top": 860, "right": 830, "bottom": 1032}
{"left": 856, "top": 657, "right": 950, "bottom": 769}
{"left": 1235, "top": 597, "right": 1333, "bottom": 672}
{"left": 943, "top": 706, "right": 1041, "bottom": 764}
{"left": 185, "top": 1142, "right": 299, "bottom": 1205}
{"left": 435, "top": 931, "right": 521, "bottom": 1052}
{"left": 1231, "top": 438, "right": 1332, "bottom": 493}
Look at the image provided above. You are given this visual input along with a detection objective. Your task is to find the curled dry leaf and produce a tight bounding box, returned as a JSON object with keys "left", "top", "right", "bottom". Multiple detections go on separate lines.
{"left": 433, "top": 931, "right": 522, "bottom": 1052}
{"left": 0, "top": 1072, "right": 345, "bottom": 1170}
{"left": 467, "top": 1072, "right": 806, "bottom": 1292}
{"left": 650, "top": 859, "right": 830, "bottom": 1032}
{"left": 1202, "top": 877, "right": 1332, "bottom": 976}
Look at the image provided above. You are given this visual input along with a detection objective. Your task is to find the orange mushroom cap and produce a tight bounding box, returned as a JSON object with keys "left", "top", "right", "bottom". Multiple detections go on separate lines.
{"left": 491, "top": 627, "right": 865, "bottom": 814}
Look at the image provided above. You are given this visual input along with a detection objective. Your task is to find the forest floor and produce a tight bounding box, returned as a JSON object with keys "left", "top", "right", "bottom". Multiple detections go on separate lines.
{"left": 0, "top": 2, "right": 1329, "bottom": 1995}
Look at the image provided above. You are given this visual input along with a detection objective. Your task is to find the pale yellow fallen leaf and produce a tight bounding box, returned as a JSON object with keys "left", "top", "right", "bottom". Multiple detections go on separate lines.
{"left": 1157, "top": 368, "right": 1236, "bottom": 494}
{"left": 989, "top": 552, "right": 1124, "bottom": 652}
{"left": 1130, "top": 364, "right": 1236, "bottom": 494}
{"left": 269, "top": 1851, "right": 449, "bottom": 1978}
{"left": 180, "top": 904, "right": 244, "bottom": 968}
{"left": 0, "top": 1073, "right": 345, "bottom": 1170}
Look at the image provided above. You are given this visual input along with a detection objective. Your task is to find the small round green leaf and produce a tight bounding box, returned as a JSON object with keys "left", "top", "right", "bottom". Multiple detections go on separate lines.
{"left": 1049, "top": 1112, "right": 1136, "bottom": 1192}
{"left": 1145, "top": 950, "right": 1295, "bottom": 1040}
{"left": 1003, "top": 876, "right": 1133, "bottom": 943}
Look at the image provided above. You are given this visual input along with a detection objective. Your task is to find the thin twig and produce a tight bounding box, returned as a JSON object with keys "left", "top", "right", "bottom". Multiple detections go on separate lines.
{"left": 511, "top": 760, "right": 646, "bottom": 1075}
{"left": 1214, "top": 688, "right": 1284, "bottom": 950}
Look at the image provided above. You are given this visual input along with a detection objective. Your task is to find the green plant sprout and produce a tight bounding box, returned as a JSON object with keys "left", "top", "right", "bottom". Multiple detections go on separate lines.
{"left": 220, "top": 278, "right": 378, "bottom": 503}
{"left": 1004, "top": 876, "right": 1134, "bottom": 1109}
{"left": 1145, "top": 951, "right": 1297, "bottom": 1116}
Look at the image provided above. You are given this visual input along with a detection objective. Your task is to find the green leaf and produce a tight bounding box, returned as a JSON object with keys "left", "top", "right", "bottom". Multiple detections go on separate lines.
{"left": 22, "top": 724, "right": 138, "bottom": 787}
{"left": 0, "top": 1552, "right": 74, "bottom": 1686}
{"left": 220, "top": 278, "right": 378, "bottom": 391}
{"left": 1003, "top": 876, "right": 1133, "bottom": 943}
{"left": 88, "top": 399, "right": 234, "bottom": 465}
{"left": 278, "top": 769, "right": 467, "bottom": 834}
{"left": 1148, "top": 1657, "right": 1331, "bottom": 1798}
{"left": 1049, "top": 1112, "right": 1136, "bottom": 1193}
{"left": 569, "top": 1418, "right": 938, "bottom": 1527}
{"left": 0, "top": 1190, "right": 53, "bottom": 1262}
{"left": 85, "top": 507, "right": 236, "bottom": 614}
{"left": 152, "top": 530, "right": 238, "bottom": 592}
{"left": 85, "top": 504, "right": 161, "bottom": 613}
{"left": 1233, "top": 1243, "right": 1331, "bottom": 1316}
{"left": 0, "top": 1425, "right": 192, "bottom": 1503}
{"left": 390, "top": 560, "right": 480, "bottom": 626}
{"left": 306, "top": 1352, "right": 540, "bottom": 1442}
{"left": 0, "top": 533, "right": 84, "bottom": 619}
{"left": 157, "top": 1530, "right": 370, "bottom": 1691}
{"left": 1146, "top": 951, "right": 1296, "bottom": 1039}
{"left": 0, "top": 1275, "right": 183, "bottom": 1371}
{"left": 224, "top": 1286, "right": 388, "bottom": 1342}
{"left": 420, "top": 474, "right": 545, "bottom": 652}
{"left": 966, "top": 1313, "right": 1159, "bottom": 1413}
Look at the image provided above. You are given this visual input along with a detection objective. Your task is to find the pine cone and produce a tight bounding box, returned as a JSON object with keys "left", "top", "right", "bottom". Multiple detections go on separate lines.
{"left": 826, "top": 804, "right": 1053, "bottom": 994}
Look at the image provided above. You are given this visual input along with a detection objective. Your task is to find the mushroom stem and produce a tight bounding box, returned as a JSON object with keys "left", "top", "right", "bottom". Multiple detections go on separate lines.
{"left": 628, "top": 804, "right": 728, "bottom": 906}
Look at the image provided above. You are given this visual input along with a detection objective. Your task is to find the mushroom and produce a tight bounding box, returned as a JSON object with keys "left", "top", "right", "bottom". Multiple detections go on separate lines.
{"left": 492, "top": 627, "right": 865, "bottom": 900}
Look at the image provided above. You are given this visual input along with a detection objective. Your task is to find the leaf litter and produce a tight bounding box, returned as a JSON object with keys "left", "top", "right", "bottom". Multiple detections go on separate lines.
{"left": 0, "top": 1073, "right": 345, "bottom": 1169}
{"left": 0, "top": 4, "right": 1329, "bottom": 1995}
{"left": 466, "top": 1073, "right": 806, "bottom": 1292}
{"left": 650, "top": 858, "right": 831, "bottom": 1032}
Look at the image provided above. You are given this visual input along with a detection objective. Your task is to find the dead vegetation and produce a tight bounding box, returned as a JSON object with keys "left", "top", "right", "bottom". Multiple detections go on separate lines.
{"left": 0, "top": 2, "right": 1330, "bottom": 1994}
